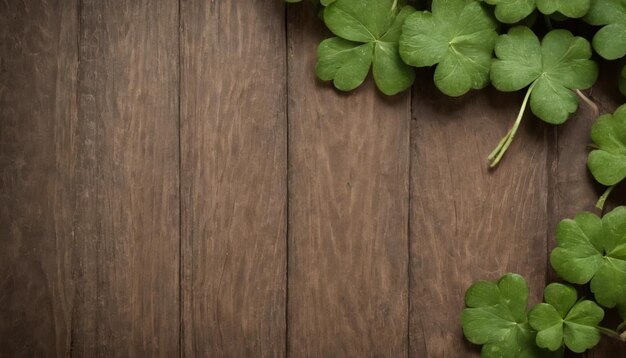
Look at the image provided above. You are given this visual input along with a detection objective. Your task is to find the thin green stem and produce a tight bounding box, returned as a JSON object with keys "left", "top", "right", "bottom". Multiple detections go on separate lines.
{"left": 391, "top": 0, "right": 398, "bottom": 11}
{"left": 489, "top": 81, "right": 537, "bottom": 168}
{"left": 596, "top": 185, "right": 615, "bottom": 211}
{"left": 597, "top": 326, "right": 626, "bottom": 341}
{"left": 575, "top": 89, "right": 600, "bottom": 119}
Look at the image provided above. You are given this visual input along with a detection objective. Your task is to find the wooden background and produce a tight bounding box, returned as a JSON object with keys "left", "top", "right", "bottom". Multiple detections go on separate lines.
{"left": 1, "top": 0, "right": 624, "bottom": 357}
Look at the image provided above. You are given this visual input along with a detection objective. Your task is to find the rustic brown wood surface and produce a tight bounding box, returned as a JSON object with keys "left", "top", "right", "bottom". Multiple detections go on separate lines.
{"left": 1, "top": 1, "right": 624, "bottom": 357}
{"left": 410, "top": 79, "right": 550, "bottom": 357}
{"left": 180, "top": 0, "right": 287, "bottom": 356}
{"left": 287, "top": 5, "right": 410, "bottom": 357}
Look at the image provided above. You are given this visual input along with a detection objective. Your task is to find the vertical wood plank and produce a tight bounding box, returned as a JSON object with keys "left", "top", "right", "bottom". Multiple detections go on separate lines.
{"left": 76, "top": 0, "right": 180, "bottom": 355}
{"left": 0, "top": 1, "right": 78, "bottom": 356}
{"left": 552, "top": 65, "right": 624, "bottom": 358}
{"left": 287, "top": 5, "right": 410, "bottom": 357}
{"left": 179, "top": 0, "right": 287, "bottom": 356}
{"left": 410, "top": 80, "right": 549, "bottom": 356}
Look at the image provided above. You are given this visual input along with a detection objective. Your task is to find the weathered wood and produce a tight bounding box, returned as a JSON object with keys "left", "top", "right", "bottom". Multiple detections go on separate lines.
{"left": 179, "top": 0, "right": 287, "bottom": 356}
{"left": 287, "top": 4, "right": 410, "bottom": 356}
{"left": 75, "top": 0, "right": 181, "bottom": 355}
{"left": 0, "top": 1, "right": 78, "bottom": 356}
{"left": 553, "top": 64, "right": 624, "bottom": 358}
{"left": 410, "top": 78, "right": 550, "bottom": 356}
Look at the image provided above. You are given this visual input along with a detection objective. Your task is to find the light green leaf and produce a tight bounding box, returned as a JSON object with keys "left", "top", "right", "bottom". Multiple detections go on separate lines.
{"left": 588, "top": 104, "right": 626, "bottom": 186}
{"left": 483, "top": 0, "right": 536, "bottom": 23}
{"left": 537, "top": 0, "right": 590, "bottom": 18}
{"left": 491, "top": 27, "right": 598, "bottom": 124}
{"left": 529, "top": 283, "right": 603, "bottom": 353}
{"left": 550, "top": 207, "right": 626, "bottom": 313}
{"left": 317, "top": 0, "right": 416, "bottom": 95}
{"left": 483, "top": 0, "right": 589, "bottom": 23}
{"left": 316, "top": 39, "right": 374, "bottom": 91}
{"left": 462, "top": 274, "right": 560, "bottom": 357}
{"left": 488, "top": 27, "right": 597, "bottom": 167}
{"left": 400, "top": 0, "right": 498, "bottom": 96}
{"left": 585, "top": 0, "right": 626, "bottom": 59}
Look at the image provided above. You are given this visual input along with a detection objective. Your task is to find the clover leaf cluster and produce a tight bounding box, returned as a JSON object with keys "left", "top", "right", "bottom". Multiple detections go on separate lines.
{"left": 460, "top": 111, "right": 626, "bottom": 356}
{"left": 286, "top": 0, "right": 626, "bottom": 168}
{"left": 285, "top": 0, "right": 626, "bottom": 355}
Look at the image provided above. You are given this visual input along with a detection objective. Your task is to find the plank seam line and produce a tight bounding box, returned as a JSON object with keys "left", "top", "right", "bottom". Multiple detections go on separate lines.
{"left": 407, "top": 86, "right": 413, "bottom": 358}
{"left": 284, "top": 2, "right": 290, "bottom": 357}
{"left": 177, "top": 0, "right": 184, "bottom": 356}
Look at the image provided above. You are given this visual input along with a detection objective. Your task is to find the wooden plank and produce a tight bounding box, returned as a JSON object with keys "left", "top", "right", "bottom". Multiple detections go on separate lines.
{"left": 75, "top": 0, "right": 181, "bottom": 355}
{"left": 410, "top": 79, "right": 550, "bottom": 356}
{"left": 552, "top": 65, "right": 624, "bottom": 358}
{"left": 287, "top": 5, "right": 410, "bottom": 357}
{"left": 179, "top": 0, "right": 287, "bottom": 356}
{"left": 0, "top": 1, "right": 78, "bottom": 356}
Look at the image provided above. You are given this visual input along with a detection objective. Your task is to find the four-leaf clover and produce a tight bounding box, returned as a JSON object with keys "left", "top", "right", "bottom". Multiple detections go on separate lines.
{"left": 399, "top": 0, "right": 498, "bottom": 96}
{"left": 316, "top": 0, "right": 416, "bottom": 95}
{"left": 588, "top": 104, "right": 626, "bottom": 187}
{"left": 488, "top": 26, "right": 598, "bottom": 166}
{"left": 529, "top": 283, "right": 604, "bottom": 353}
{"left": 584, "top": 0, "right": 626, "bottom": 60}
{"left": 551, "top": 207, "right": 626, "bottom": 314}
{"left": 462, "top": 274, "right": 558, "bottom": 357}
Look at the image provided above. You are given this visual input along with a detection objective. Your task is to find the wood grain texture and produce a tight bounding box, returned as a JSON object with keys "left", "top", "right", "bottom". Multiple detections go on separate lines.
{"left": 179, "top": 0, "right": 287, "bottom": 356}
{"left": 76, "top": 0, "right": 180, "bottom": 355}
{"left": 552, "top": 64, "right": 624, "bottom": 358}
{"left": 0, "top": 1, "right": 78, "bottom": 356}
{"left": 287, "top": 4, "right": 410, "bottom": 357}
{"left": 410, "top": 78, "right": 550, "bottom": 357}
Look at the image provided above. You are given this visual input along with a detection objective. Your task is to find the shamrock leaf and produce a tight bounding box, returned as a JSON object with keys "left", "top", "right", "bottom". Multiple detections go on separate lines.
{"left": 399, "top": 0, "right": 498, "bottom": 97}
{"left": 488, "top": 27, "right": 598, "bottom": 166}
{"left": 536, "top": 0, "right": 591, "bottom": 18}
{"left": 528, "top": 283, "right": 604, "bottom": 353}
{"left": 483, "top": 0, "right": 536, "bottom": 23}
{"left": 620, "top": 65, "right": 626, "bottom": 96}
{"left": 316, "top": 0, "right": 416, "bottom": 95}
{"left": 483, "top": 0, "right": 590, "bottom": 24}
{"left": 584, "top": 0, "right": 626, "bottom": 60}
{"left": 588, "top": 104, "right": 626, "bottom": 187}
{"left": 551, "top": 207, "right": 626, "bottom": 314}
{"left": 462, "top": 274, "right": 559, "bottom": 357}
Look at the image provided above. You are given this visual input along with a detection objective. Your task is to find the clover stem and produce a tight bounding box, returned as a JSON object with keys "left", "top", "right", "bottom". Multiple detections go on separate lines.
{"left": 575, "top": 89, "right": 600, "bottom": 119}
{"left": 597, "top": 326, "right": 626, "bottom": 341}
{"left": 391, "top": 0, "right": 398, "bottom": 11}
{"left": 489, "top": 81, "right": 537, "bottom": 167}
{"left": 596, "top": 185, "right": 615, "bottom": 211}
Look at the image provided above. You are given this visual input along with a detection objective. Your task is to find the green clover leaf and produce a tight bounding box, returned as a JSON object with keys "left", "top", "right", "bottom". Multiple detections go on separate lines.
{"left": 537, "top": 0, "right": 591, "bottom": 18}
{"left": 483, "top": 0, "right": 536, "bottom": 23}
{"left": 488, "top": 26, "right": 598, "bottom": 167}
{"left": 588, "top": 104, "right": 626, "bottom": 187}
{"left": 399, "top": 0, "right": 498, "bottom": 97}
{"left": 551, "top": 207, "right": 626, "bottom": 314}
{"left": 483, "top": 0, "right": 590, "bottom": 24}
{"left": 316, "top": 0, "right": 416, "bottom": 95}
{"left": 528, "top": 283, "right": 604, "bottom": 353}
{"left": 462, "top": 274, "right": 560, "bottom": 357}
{"left": 585, "top": 0, "right": 626, "bottom": 60}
